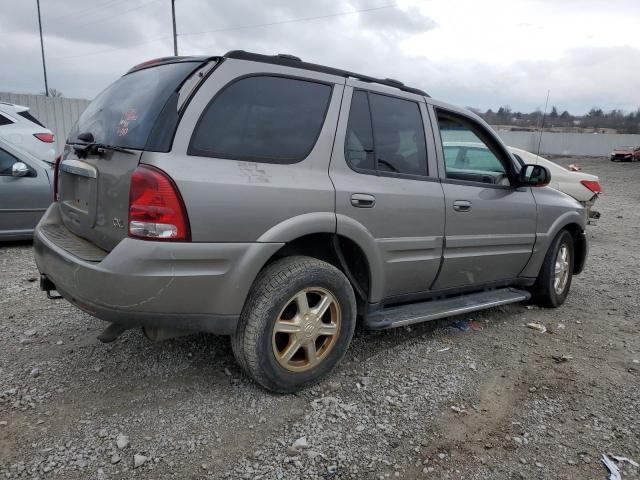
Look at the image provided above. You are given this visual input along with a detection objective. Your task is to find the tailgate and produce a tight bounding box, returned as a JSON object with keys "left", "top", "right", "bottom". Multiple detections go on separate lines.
{"left": 58, "top": 150, "right": 142, "bottom": 251}
{"left": 57, "top": 58, "right": 211, "bottom": 251}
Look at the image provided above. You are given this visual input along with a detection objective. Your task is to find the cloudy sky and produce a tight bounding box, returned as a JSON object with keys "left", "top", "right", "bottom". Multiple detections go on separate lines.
{"left": 1, "top": 0, "right": 639, "bottom": 114}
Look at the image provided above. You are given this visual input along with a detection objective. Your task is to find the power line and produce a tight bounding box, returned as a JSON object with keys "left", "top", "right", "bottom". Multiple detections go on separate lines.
{"left": 50, "top": 3, "right": 399, "bottom": 62}
{"left": 178, "top": 3, "right": 398, "bottom": 37}
{"left": 48, "top": 0, "right": 163, "bottom": 33}
{"left": 51, "top": 35, "right": 172, "bottom": 61}
{"left": 45, "top": 0, "right": 130, "bottom": 24}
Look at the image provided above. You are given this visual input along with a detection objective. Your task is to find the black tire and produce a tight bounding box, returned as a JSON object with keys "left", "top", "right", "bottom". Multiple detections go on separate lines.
{"left": 232, "top": 256, "right": 356, "bottom": 393}
{"left": 531, "top": 229, "right": 574, "bottom": 308}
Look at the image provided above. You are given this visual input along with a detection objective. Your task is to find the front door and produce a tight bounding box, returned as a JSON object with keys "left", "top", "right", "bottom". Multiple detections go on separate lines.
{"left": 0, "top": 147, "right": 52, "bottom": 237}
{"left": 430, "top": 107, "right": 537, "bottom": 290}
{"left": 330, "top": 83, "right": 445, "bottom": 301}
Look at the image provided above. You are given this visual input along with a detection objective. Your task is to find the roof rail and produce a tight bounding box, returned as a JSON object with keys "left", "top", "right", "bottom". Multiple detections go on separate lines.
{"left": 224, "top": 50, "right": 429, "bottom": 97}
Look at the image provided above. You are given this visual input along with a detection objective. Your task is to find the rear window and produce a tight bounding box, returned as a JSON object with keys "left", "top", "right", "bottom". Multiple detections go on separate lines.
{"left": 18, "top": 110, "right": 45, "bottom": 128}
{"left": 188, "top": 76, "right": 332, "bottom": 164}
{"left": 68, "top": 62, "right": 201, "bottom": 150}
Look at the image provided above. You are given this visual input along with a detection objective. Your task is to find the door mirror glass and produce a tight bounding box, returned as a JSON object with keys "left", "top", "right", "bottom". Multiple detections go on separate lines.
{"left": 519, "top": 164, "right": 550, "bottom": 187}
{"left": 12, "top": 162, "right": 29, "bottom": 177}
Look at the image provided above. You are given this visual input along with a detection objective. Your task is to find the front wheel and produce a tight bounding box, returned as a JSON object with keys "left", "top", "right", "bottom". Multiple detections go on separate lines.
{"left": 531, "top": 230, "right": 574, "bottom": 307}
{"left": 232, "top": 256, "right": 356, "bottom": 393}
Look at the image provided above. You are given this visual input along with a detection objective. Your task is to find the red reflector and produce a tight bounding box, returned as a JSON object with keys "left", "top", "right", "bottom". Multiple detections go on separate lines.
{"left": 53, "top": 155, "right": 61, "bottom": 201}
{"left": 34, "top": 132, "right": 55, "bottom": 143}
{"left": 128, "top": 164, "right": 190, "bottom": 241}
{"left": 580, "top": 180, "right": 602, "bottom": 193}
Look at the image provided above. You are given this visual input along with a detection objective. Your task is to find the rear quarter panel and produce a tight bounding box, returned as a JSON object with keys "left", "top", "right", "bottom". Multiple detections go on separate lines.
{"left": 142, "top": 59, "right": 346, "bottom": 243}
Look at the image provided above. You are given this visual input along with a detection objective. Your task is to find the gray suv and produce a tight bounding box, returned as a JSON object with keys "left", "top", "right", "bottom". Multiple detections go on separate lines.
{"left": 34, "top": 51, "right": 588, "bottom": 392}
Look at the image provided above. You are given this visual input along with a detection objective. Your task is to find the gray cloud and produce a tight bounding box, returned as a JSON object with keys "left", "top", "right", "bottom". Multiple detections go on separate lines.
{"left": 0, "top": 0, "right": 638, "bottom": 114}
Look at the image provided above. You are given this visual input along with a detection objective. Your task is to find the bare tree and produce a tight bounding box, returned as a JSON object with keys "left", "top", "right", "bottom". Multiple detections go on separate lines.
{"left": 40, "top": 88, "right": 63, "bottom": 97}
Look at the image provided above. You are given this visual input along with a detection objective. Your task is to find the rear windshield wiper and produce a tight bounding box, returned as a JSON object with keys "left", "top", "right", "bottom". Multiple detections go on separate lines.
{"left": 71, "top": 142, "right": 135, "bottom": 158}
{"left": 70, "top": 132, "right": 135, "bottom": 158}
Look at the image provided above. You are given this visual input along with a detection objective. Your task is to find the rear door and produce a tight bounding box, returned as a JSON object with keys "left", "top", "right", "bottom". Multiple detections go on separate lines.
{"left": 430, "top": 106, "right": 536, "bottom": 290}
{"left": 329, "top": 82, "right": 445, "bottom": 301}
{"left": 58, "top": 60, "right": 207, "bottom": 251}
{"left": 0, "top": 146, "right": 51, "bottom": 236}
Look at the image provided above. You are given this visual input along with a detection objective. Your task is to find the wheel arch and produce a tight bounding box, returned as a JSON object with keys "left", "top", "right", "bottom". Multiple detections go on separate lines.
{"left": 258, "top": 232, "right": 378, "bottom": 312}
{"left": 253, "top": 213, "right": 385, "bottom": 306}
{"left": 520, "top": 211, "right": 587, "bottom": 278}
{"left": 564, "top": 222, "right": 587, "bottom": 274}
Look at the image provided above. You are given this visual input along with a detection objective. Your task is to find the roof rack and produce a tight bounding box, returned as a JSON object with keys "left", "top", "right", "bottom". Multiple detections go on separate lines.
{"left": 224, "top": 50, "right": 429, "bottom": 97}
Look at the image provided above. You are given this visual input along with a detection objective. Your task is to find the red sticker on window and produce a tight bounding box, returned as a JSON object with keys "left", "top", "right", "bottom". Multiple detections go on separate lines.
{"left": 117, "top": 108, "right": 138, "bottom": 136}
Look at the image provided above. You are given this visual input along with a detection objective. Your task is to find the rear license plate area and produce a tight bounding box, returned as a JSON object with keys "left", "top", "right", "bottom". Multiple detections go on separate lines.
{"left": 59, "top": 159, "right": 98, "bottom": 228}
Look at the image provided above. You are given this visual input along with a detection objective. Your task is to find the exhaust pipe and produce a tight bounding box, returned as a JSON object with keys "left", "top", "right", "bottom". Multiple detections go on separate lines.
{"left": 98, "top": 323, "right": 131, "bottom": 343}
{"left": 142, "top": 326, "right": 193, "bottom": 342}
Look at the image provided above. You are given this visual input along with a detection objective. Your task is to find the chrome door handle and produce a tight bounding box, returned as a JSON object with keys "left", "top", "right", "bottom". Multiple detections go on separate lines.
{"left": 452, "top": 200, "right": 472, "bottom": 212}
{"left": 351, "top": 193, "right": 376, "bottom": 208}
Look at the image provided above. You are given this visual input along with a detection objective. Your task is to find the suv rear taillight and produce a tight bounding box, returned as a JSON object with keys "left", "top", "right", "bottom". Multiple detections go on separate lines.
{"left": 128, "top": 164, "right": 190, "bottom": 241}
{"left": 53, "top": 155, "right": 61, "bottom": 201}
{"left": 580, "top": 180, "right": 602, "bottom": 193}
{"left": 34, "top": 133, "right": 55, "bottom": 143}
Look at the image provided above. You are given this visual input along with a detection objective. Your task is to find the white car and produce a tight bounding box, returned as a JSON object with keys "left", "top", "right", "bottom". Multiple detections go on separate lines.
{"left": 442, "top": 142, "right": 601, "bottom": 221}
{"left": 507, "top": 146, "right": 601, "bottom": 221}
{"left": 0, "top": 102, "right": 56, "bottom": 164}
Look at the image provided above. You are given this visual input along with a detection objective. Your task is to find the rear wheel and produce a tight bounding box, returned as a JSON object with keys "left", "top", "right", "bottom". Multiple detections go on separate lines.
{"left": 531, "top": 229, "right": 574, "bottom": 307}
{"left": 232, "top": 256, "right": 356, "bottom": 393}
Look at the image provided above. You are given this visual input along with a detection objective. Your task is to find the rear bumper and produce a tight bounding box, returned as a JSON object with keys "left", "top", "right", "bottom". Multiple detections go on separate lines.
{"left": 33, "top": 205, "right": 283, "bottom": 335}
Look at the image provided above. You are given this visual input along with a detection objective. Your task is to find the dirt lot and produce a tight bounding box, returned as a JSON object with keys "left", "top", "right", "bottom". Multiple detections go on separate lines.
{"left": 1, "top": 156, "right": 639, "bottom": 480}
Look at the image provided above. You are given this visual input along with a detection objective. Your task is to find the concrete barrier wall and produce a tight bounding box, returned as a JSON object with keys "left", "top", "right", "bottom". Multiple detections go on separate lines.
{"left": 2, "top": 92, "right": 639, "bottom": 157}
{"left": 495, "top": 131, "right": 640, "bottom": 157}
{"left": 0, "top": 92, "right": 90, "bottom": 154}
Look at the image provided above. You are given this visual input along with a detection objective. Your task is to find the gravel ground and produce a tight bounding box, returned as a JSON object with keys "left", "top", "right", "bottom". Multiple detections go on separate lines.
{"left": 1, "top": 156, "right": 639, "bottom": 480}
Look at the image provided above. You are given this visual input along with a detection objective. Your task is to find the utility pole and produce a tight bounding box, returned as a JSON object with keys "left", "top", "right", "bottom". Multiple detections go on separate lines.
{"left": 36, "top": 0, "right": 49, "bottom": 96}
{"left": 171, "top": 0, "right": 178, "bottom": 56}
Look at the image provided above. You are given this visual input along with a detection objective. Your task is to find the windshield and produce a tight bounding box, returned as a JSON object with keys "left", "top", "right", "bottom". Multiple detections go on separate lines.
{"left": 68, "top": 62, "right": 201, "bottom": 150}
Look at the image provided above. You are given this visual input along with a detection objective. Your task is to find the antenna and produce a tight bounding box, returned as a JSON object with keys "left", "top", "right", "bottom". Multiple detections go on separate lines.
{"left": 536, "top": 89, "right": 550, "bottom": 157}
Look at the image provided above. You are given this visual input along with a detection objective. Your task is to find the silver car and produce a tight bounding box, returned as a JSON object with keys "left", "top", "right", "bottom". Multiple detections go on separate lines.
{"left": 0, "top": 137, "right": 53, "bottom": 240}
{"left": 33, "top": 51, "right": 588, "bottom": 392}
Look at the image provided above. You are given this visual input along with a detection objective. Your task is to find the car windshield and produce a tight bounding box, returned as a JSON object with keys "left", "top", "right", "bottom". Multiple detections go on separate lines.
{"left": 67, "top": 62, "right": 201, "bottom": 150}
{"left": 616, "top": 146, "right": 633, "bottom": 149}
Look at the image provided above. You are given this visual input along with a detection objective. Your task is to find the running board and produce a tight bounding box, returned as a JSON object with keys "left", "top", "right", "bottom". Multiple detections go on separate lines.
{"left": 364, "top": 287, "right": 531, "bottom": 330}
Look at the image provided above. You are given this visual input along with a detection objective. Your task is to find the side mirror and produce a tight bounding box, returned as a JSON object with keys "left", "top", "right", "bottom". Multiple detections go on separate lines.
{"left": 12, "top": 162, "right": 29, "bottom": 177}
{"left": 519, "top": 164, "right": 550, "bottom": 187}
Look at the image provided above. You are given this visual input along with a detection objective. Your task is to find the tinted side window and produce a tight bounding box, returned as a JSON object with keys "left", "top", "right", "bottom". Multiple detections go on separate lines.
{"left": 369, "top": 93, "right": 427, "bottom": 176}
{"left": 344, "top": 90, "right": 428, "bottom": 177}
{"left": 0, "top": 114, "right": 14, "bottom": 126}
{"left": 0, "top": 148, "right": 18, "bottom": 175}
{"left": 345, "top": 91, "right": 374, "bottom": 170}
{"left": 189, "top": 76, "right": 332, "bottom": 164}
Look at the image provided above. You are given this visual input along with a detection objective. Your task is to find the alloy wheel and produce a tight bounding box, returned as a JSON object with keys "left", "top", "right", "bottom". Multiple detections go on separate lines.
{"left": 554, "top": 243, "right": 570, "bottom": 295}
{"left": 271, "top": 287, "right": 341, "bottom": 372}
